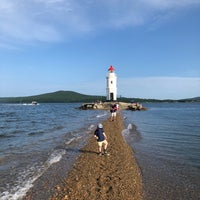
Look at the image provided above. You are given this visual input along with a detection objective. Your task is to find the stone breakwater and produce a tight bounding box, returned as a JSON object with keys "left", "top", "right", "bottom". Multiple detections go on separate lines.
{"left": 79, "top": 101, "right": 147, "bottom": 111}
{"left": 49, "top": 113, "right": 143, "bottom": 200}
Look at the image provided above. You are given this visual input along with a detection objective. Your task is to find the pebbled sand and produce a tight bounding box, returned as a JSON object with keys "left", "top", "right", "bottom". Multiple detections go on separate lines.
{"left": 50, "top": 113, "right": 143, "bottom": 200}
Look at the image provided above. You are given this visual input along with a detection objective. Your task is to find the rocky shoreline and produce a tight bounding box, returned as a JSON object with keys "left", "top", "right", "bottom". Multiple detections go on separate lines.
{"left": 79, "top": 101, "right": 147, "bottom": 111}
{"left": 23, "top": 113, "right": 143, "bottom": 200}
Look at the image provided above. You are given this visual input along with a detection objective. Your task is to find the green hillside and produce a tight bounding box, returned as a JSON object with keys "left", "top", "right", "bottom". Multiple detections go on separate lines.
{"left": 0, "top": 91, "right": 106, "bottom": 103}
{"left": 0, "top": 90, "right": 199, "bottom": 103}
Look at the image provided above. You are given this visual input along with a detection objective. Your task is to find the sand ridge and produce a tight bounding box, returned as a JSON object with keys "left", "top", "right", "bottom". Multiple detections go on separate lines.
{"left": 50, "top": 113, "right": 143, "bottom": 200}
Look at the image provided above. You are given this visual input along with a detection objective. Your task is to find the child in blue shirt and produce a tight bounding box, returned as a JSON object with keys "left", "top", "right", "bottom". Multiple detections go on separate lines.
{"left": 94, "top": 123, "right": 108, "bottom": 156}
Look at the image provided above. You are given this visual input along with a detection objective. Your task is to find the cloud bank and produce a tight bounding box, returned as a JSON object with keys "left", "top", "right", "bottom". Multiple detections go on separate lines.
{"left": 0, "top": 0, "right": 199, "bottom": 48}
{"left": 118, "top": 76, "right": 200, "bottom": 99}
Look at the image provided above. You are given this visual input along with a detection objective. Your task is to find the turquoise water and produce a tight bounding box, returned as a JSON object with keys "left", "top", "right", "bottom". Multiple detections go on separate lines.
{"left": 122, "top": 103, "right": 200, "bottom": 200}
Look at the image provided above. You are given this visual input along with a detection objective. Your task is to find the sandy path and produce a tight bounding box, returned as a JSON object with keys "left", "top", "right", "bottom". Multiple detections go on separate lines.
{"left": 50, "top": 113, "right": 142, "bottom": 200}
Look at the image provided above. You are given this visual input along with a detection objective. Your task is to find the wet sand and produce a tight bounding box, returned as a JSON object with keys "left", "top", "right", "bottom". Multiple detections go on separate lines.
{"left": 24, "top": 113, "right": 143, "bottom": 200}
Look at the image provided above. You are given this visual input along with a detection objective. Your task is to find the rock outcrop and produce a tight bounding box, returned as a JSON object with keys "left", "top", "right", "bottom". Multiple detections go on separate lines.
{"left": 79, "top": 101, "right": 147, "bottom": 111}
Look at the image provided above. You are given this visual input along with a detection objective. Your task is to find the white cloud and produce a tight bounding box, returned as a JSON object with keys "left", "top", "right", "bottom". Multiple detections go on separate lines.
{"left": 1, "top": 75, "right": 199, "bottom": 99}
{"left": 59, "top": 76, "right": 200, "bottom": 99}
{"left": 118, "top": 77, "right": 200, "bottom": 99}
{"left": 142, "top": 0, "right": 200, "bottom": 8}
{"left": 0, "top": 0, "right": 199, "bottom": 48}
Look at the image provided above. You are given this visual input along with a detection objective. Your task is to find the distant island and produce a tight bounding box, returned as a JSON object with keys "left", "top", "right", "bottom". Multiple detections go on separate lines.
{"left": 0, "top": 90, "right": 199, "bottom": 103}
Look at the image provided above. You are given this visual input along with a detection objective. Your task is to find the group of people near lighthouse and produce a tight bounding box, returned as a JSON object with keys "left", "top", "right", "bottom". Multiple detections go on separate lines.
{"left": 94, "top": 103, "right": 119, "bottom": 156}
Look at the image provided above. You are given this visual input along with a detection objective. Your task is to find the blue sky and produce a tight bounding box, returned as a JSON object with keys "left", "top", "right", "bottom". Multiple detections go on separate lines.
{"left": 0, "top": 0, "right": 200, "bottom": 100}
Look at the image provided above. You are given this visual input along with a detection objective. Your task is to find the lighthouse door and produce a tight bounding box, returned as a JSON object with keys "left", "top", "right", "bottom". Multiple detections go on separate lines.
{"left": 110, "top": 93, "right": 114, "bottom": 101}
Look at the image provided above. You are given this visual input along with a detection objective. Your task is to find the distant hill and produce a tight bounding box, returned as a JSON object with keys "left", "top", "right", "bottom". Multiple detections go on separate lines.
{"left": 0, "top": 91, "right": 106, "bottom": 103}
{"left": 177, "top": 96, "right": 200, "bottom": 102}
{"left": 0, "top": 91, "right": 199, "bottom": 103}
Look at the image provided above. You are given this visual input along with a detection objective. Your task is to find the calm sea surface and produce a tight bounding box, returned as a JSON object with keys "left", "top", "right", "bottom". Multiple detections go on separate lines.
{"left": 0, "top": 103, "right": 108, "bottom": 200}
{"left": 0, "top": 103, "right": 199, "bottom": 200}
{"left": 122, "top": 102, "right": 200, "bottom": 200}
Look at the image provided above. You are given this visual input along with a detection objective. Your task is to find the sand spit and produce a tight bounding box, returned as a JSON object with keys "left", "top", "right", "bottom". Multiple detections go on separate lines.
{"left": 49, "top": 113, "right": 143, "bottom": 200}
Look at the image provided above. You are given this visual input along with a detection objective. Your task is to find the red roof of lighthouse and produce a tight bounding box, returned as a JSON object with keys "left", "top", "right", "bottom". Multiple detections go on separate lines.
{"left": 108, "top": 65, "right": 115, "bottom": 72}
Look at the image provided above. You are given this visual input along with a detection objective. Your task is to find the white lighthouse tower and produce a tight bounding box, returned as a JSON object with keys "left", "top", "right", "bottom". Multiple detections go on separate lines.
{"left": 106, "top": 65, "right": 117, "bottom": 101}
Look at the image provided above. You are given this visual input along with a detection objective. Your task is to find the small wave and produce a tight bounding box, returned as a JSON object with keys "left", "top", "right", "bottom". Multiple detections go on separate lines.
{"left": 51, "top": 126, "right": 64, "bottom": 131}
{"left": 0, "top": 149, "right": 66, "bottom": 200}
{"left": 122, "top": 123, "right": 142, "bottom": 142}
{"left": 122, "top": 129, "right": 130, "bottom": 137}
{"left": 22, "top": 103, "right": 39, "bottom": 106}
{"left": 96, "top": 112, "right": 107, "bottom": 118}
{"left": 28, "top": 131, "right": 45, "bottom": 136}
{"left": 65, "top": 137, "right": 76, "bottom": 145}
{"left": 0, "top": 134, "right": 15, "bottom": 139}
{"left": 0, "top": 179, "right": 35, "bottom": 200}
{"left": 47, "top": 149, "right": 66, "bottom": 165}
{"left": 127, "top": 123, "right": 133, "bottom": 130}
{"left": 65, "top": 136, "right": 82, "bottom": 145}
{"left": 122, "top": 123, "right": 133, "bottom": 136}
{"left": 0, "top": 111, "right": 16, "bottom": 116}
{"left": 88, "top": 124, "right": 95, "bottom": 131}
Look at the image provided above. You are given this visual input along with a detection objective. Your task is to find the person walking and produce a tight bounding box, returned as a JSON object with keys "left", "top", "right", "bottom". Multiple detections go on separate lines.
{"left": 94, "top": 123, "right": 108, "bottom": 156}
{"left": 110, "top": 104, "right": 117, "bottom": 121}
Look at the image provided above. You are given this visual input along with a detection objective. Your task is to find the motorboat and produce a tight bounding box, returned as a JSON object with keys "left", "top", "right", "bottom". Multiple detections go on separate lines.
{"left": 31, "top": 101, "right": 39, "bottom": 105}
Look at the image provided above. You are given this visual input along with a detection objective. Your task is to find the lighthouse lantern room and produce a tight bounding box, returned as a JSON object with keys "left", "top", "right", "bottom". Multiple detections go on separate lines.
{"left": 106, "top": 65, "right": 117, "bottom": 101}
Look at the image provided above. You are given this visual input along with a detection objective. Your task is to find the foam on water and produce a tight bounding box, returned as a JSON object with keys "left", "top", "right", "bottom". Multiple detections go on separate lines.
{"left": 0, "top": 149, "right": 66, "bottom": 200}
{"left": 0, "top": 103, "right": 108, "bottom": 199}
{"left": 88, "top": 124, "right": 95, "bottom": 130}
{"left": 96, "top": 111, "right": 107, "bottom": 118}
{"left": 47, "top": 149, "right": 66, "bottom": 165}
{"left": 122, "top": 103, "right": 200, "bottom": 200}
{"left": 65, "top": 136, "right": 83, "bottom": 145}
{"left": 122, "top": 123, "right": 133, "bottom": 137}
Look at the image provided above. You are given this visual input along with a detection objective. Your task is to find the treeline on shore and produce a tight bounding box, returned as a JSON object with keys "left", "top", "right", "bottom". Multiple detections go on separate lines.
{"left": 0, "top": 90, "right": 199, "bottom": 103}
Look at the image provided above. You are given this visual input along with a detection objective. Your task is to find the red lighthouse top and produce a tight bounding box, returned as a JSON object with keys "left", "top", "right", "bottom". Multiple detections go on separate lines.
{"left": 108, "top": 65, "right": 115, "bottom": 72}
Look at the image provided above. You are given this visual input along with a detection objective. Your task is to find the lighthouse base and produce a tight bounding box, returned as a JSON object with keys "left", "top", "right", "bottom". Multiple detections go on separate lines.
{"left": 106, "top": 92, "right": 117, "bottom": 101}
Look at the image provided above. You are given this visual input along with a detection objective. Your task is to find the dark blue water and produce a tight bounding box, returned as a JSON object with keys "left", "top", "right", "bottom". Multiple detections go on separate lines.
{"left": 0, "top": 103, "right": 109, "bottom": 200}
{"left": 122, "top": 103, "right": 200, "bottom": 200}
{"left": 1, "top": 103, "right": 200, "bottom": 200}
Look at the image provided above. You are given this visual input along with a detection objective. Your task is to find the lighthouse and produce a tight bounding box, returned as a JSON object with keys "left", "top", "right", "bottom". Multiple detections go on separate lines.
{"left": 106, "top": 65, "right": 117, "bottom": 101}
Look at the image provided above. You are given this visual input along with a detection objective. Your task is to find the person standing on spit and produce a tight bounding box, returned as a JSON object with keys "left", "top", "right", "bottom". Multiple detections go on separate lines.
{"left": 110, "top": 104, "right": 117, "bottom": 121}
{"left": 94, "top": 123, "right": 108, "bottom": 156}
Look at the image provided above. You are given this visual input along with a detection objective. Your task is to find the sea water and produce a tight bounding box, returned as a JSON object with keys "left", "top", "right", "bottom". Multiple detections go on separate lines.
{"left": 1, "top": 103, "right": 199, "bottom": 200}
{"left": 0, "top": 103, "right": 108, "bottom": 200}
{"left": 122, "top": 102, "right": 200, "bottom": 200}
